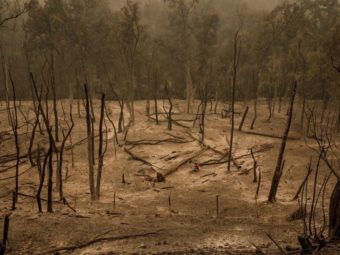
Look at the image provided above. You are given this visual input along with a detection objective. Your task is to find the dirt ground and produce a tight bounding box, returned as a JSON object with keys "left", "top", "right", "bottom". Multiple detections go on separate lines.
{"left": 0, "top": 99, "right": 339, "bottom": 255}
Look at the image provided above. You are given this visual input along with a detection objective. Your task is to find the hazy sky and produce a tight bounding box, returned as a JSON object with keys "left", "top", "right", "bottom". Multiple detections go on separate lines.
{"left": 108, "top": 0, "right": 280, "bottom": 11}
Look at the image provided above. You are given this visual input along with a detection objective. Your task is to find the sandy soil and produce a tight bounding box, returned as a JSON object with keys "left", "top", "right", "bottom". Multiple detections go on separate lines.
{"left": 0, "top": 99, "right": 339, "bottom": 255}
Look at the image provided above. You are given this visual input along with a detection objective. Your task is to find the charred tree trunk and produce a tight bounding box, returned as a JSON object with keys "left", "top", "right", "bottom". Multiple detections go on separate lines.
{"left": 57, "top": 105, "right": 74, "bottom": 201}
{"left": 300, "top": 96, "right": 306, "bottom": 132}
{"left": 96, "top": 94, "right": 105, "bottom": 200}
{"left": 84, "top": 84, "right": 96, "bottom": 201}
{"left": 30, "top": 72, "right": 58, "bottom": 152}
{"left": 154, "top": 71, "right": 159, "bottom": 125}
{"left": 238, "top": 106, "right": 249, "bottom": 131}
{"left": 164, "top": 83, "right": 173, "bottom": 130}
{"left": 47, "top": 131, "right": 54, "bottom": 213}
{"left": 186, "top": 63, "right": 193, "bottom": 114}
{"left": 118, "top": 99, "right": 124, "bottom": 133}
{"left": 36, "top": 145, "right": 49, "bottom": 213}
{"left": 50, "top": 53, "right": 59, "bottom": 142}
{"left": 250, "top": 70, "right": 258, "bottom": 130}
{"left": 251, "top": 148, "right": 257, "bottom": 183}
{"left": 146, "top": 99, "right": 150, "bottom": 117}
{"left": 268, "top": 82, "right": 297, "bottom": 203}
{"left": 214, "top": 89, "right": 218, "bottom": 114}
{"left": 329, "top": 180, "right": 340, "bottom": 239}
{"left": 227, "top": 31, "right": 241, "bottom": 172}
{"left": 199, "top": 82, "right": 208, "bottom": 143}
{"left": 0, "top": 215, "right": 9, "bottom": 255}
{"left": 7, "top": 71, "right": 20, "bottom": 203}
{"left": 28, "top": 112, "right": 39, "bottom": 167}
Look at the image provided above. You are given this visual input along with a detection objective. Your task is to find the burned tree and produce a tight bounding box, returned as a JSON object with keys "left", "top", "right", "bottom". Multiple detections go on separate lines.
{"left": 56, "top": 104, "right": 74, "bottom": 201}
{"left": 95, "top": 94, "right": 106, "bottom": 200}
{"left": 84, "top": 84, "right": 95, "bottom": 201}
{"left": 227, "top": 31, "right": 241, "bottom": 172}
{"left": 268, "top": 82, "right": 297, "bottom": 202}
{"left": 6, "top": 71, "right": 20, "bottom": 203}
{"left": 164, "top": 82, "right": 173, "bottom": 130}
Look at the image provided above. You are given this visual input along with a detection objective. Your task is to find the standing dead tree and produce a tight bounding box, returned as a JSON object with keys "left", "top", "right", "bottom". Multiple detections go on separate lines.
{"left": 199, "top": 81, "right": 208, "bottom": 143}
{"left": 6, "top": 70, "right": 20, "bottom": 203}
{"left": 49, "top": 54, "right": 59, "bottom": 142}
{"left": 105, "top": 106, "right": 119, "bottom": 159}
{"left": 31, "top": 72, "right": 58, "bottom": 212}
{"left": 56, "top": 104, "right": 74, "bottom": 201}
{"left": 164, "top": 82, "right": 173, "bottom": 130}
{"left": 36, "top": 144, "right": 49, "bottom": 213}
{"left": 84, "top": 86, "right": 107, "bottom": 200}
{"left": 47, "top": 129, "right": 54, "bottom": 213}
{"left": 268, "top": 82, "right": 297, "bottom": 202}
{"left": 31, "top": 72, "right": 57, "bottom": 152}
{"left": 227, "top": 30, "right": 241, "bottom": 172}
{"left": 250, "top": 147, "right": 258, "bottom": 183}
{"left": 154, "top": 70, "right": 159, "bottom": 125}
{"left": 238, "top": 106, "right": 249, "bottom": 131}
{"left": 0, "top": 215, "right": 9, "bottom": 255}
{"left": 250, "top": 69, "right": 259, "bottom": 130}
{"left": 84, "top": 84, "right": 96, "bottom": 201}
{"left": 108, "top": 84, "right": 125, "bottom": 133}
{"left": 28, "top": 85, "right": 43, "bottom": 167}
{"left": 305, "top": 108, "right": 340, "bottom": 240}
{"left": 96, "top": 94, "right": 106, "bottom": 200}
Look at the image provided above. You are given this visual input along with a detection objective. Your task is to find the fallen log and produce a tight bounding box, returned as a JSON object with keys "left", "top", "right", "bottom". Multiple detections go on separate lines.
{"left": 124, "top": 147, "right": 155, "bottom": 168}
{"left": 242, "top": 130, "right": 300, "bottom": 140}
{"left": 125, "top": 137, "right": 192, "bottom": 146}
{"left": 162, "top": 147, "right": 209, "bottom": 177}
{"left": 199, "top": 144, "right": 273, "bottom": 167}
{"left": 36, "top": 229, "right": 163, "bottom": 255}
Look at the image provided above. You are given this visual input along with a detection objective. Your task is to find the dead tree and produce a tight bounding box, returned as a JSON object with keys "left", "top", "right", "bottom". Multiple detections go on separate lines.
{"left": 268, "top": 82, "right": 297, "bottom": 202}
{"left": 146, "top": 99, "right": 150, "bottom": 117}
{"left": 154, "top": 70, "right": 159, "bottom": 125}
{"left": 95, "top": 94, "right": 105, "bottom": 200}
{"left": 238, "top": 106, "right": 249, "bottom": 131}
{"left": 329, "top": 179, "right": 340, "bottom": 238}
{"left": 0, "top": 215, "right": 9, "bottom": 255}
{"left": 164, "top": 82, "right": 173, "bottom": 130}
{"left": 250, "top": 70, "right": 259, "bottom": 130}
{"left": 47, "top": 130, "right": 54, "bottom": 213}
{"left": 36, "top": 145, "right": 49, "bottom": 213}
{"left": 7, "top": 71, "right": 19, "bottom": 202}
{"left": 227, "top": 31, "right": 241, "bottom": 172}
{"left": 84, "top": 84, "right": 96, "bottom": 200}
{"left": 49, "top": 54, "right": 59, "bottom": 142}
{"left": 28, "top": 85, "right": 43, "bottom": 166}
{"left": 293, "top": 158, "right": 313, "bottom": 201}
{"left": 28, "top": 68, "right": 43, "bottom": 135}
{"left": 250, "top": 147, "right": 257, "bottom": 183}
{"left": 109, "top": 85, "right": 124, "bottom": 133}
{"left": 313, "top": 117, "right": 340, "bottom": 239}
{"left": 28, "top": 111, "right": 39, "bottom": 167}
{"left": 56, "top": 104, "right": 74, "bottom": 201}
{"left": 214, "top": 88, "right": 219, "bottom": 114}
{"left": 199, "top": 82, "right": 208, "bottom": 143}
{"left": 105, "top": 105, "right": 119, "bottom": 158}
{"left": 30, "top": 72, "right": 57, "bottom": 152}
